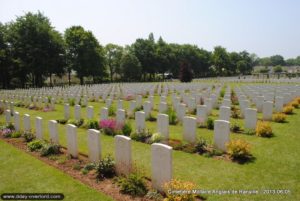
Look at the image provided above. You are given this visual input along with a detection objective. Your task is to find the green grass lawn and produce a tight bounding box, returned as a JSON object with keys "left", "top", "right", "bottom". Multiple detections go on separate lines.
{"left": 1, "top": 84, "right": 300, "bottom": 201}
{"left": 0, "top": 140, "right": 114, "bottom": 201}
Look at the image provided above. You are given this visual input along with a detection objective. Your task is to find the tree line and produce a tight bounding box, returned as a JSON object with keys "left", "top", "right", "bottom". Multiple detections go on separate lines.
{"left": 0, "top": 12, "right": 299, "bottom": 88}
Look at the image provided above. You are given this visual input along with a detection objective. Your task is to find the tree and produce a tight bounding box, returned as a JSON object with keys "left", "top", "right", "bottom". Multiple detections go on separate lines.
{"left": 155, "top": 37, "right": 174, "bottom": 80}
{"left": 229, "top": 52, "right": 241, "bottom": 75}
{"left": 273, "top": 65, "right": 283, "bottom": 73}
{"left": 179, "top": 61, "right": 193, "bottom": 82}
{"left": 211, "top": 46, "right": 230, "bottom": 76}
{"left": 105, "top": 43, "right": 123, "bottom": 81}
{"left": 259, "top": 67, "right": 269, "bottom": 73}
{"left": 0, "top": 23, "right": 13, "bottom": 88}
{"left": 65, "top": 26, "right": 106, "bottom": 85}
{"left": 238, "top": 51, "right": 253, "bottom": 75}
{"left": 131, "top": 33, "right": 157, "bottom": 80}
{"left": 285, "top": 58, "right": 296, "bottom": 66}
{"left": 7, "top": 12, "right": 66, "bottom": 87}
{"left": 270, "top": 55, "right": 285, "bottom": 66}
{"left": 259, "top": 57, "right": 272, "bottom": 67}
{"left": 120, "top": 52, "right": 142, "bottom": 82}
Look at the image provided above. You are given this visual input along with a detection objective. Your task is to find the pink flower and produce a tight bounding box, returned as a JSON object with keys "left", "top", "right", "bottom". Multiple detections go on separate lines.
{"left": 99, "top": 119, "right": 117, "bottom": 130}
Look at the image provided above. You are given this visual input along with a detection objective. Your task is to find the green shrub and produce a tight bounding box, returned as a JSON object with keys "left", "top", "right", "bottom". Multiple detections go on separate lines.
{"left": 283, "top": 106, "right": 294, "bottom": 115}
{"left": 27, "top": 140, "right": 45, "bottom": 152}
{"left": 206, "top": 118, "right": 214, "bottom": 130}
{"left": 117, "top": 173, "right": 148, "bottom": 196}
{"left": 122, "top": 122, "right": 132, "bottom": 136}
{"left": 108, "top": 105, "right": 116, "bottom": 116}
{"left": 0, "top": 107, "right": 4, "bottom": 115}
{"left": 203, "top": 146, "right": 223, "bottom": 157}
{"left": 133, "top": 106, "right": 143, "bottom": 113}
{"left": 67, "top": 119, "right": 84, "bottom": 127}
{"left": 81, "top": 168, "right": 89, "bottom": 175}
{"left": 181, "top": 143, "right": 197, "bottom": 153}
{"left": 231, "top": 123, "right": 241, "bottom": 133}
{"left": 96, "top": 155, "right": 116, "bottom": 180}
{"left": 11, "top": 131, "right": 22, "bottom": 138}
{"left": 82, "top": 119, "right": 99, "bottom": 129}
{"left": 167, "top": 108, "right": 178, "bottom": 125}
{"left": 149, "top": 133, "right": 163, "bottom": 144}
{"left": 231, "top": 107, "right": 240, "bottom": 119}
{"left": 164, "top": 179, "right": 196, "bottom": 201}
{"left": 130, "top": 130, "right": 152, "bottom": 143}
{"left": 73, "top": 163, "right": 82, "bottom": 170}
{"left": 244, "top": 129, "right": 256, "bottom": 135}
{"left": 40, "top": 143, "right": 61, "bottom": 157}
{"left": 194, "top": 138, "right": 208, "bottom": 154}
{"left": 6, "top": 123, "right": 15, "bottom": 130}
{"left": 23, "top": 131, "right": 35, "bottom": 142}
{"left": 56, "top": 119, "right": 68, "bottom": 124}
{"left": 83, "top": 163, "right": 96, "bottom": 171}
{"left": 291, "top": 100, "right": 299, "bottom": 108}
{"left": 145, "top": 190, "right": 163, "bottom": 201}
{"left": 256, "top": 121, "right": 273, "bottom": 137}
{"left": 69, "top": 98, "right": 75, "bottom": 106}
{"left": 14, "top": 101, "right": 25, "bottom": 107}
{"left": 220, "top": 88, "right": 225, "bottom": 98}
{"left": 226, "top": 139, "right": 252, "bottom": 160}
{"left": 272, "top": 113, "right": 287, "bottom": 123}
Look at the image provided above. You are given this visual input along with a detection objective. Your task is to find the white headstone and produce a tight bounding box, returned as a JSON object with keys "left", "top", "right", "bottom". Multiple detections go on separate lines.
{"left": 159, "top": 102, "right": 168, "bottom": 113}
{"left": 275, "top": 96, "right": 283, "bottom": 113}
{"left": 14, "top": 111, "right": 20, "bottom": 131}
{"left": 5, "top": 109, "right": 11, "bottom": 124}
{"left": 100, "top": 107, "right": 108, "bottom": 120}
{"left": 87, "top": 106, "right": 94, "bottom": 119}
{"left": 214, "top": 120, "right": 230, "bottom": 151}
{"left": 143, "top": 101, "right": 151, "bottom": 118}
{"left": 87, "top": 129, "right": 101, "bottom": 162}
{"left": 196, "top": 105, "right": 207, "bottom": 125}
{"left": 35, "top": 117, "right": 43, "bottom": 139}
{"left": 219, "top": 106, "right": 231, "bottom": 121}
{"left": 245, "top": 108, "right": 257, "bottom": 130}
{"left": 66, "top": 124, "right": 78, "bottom": 158}
{"left": 117, "top": 100, "right": 123, "bottom": 110}
{"left": 116, "top": 109, "right": 126, "bottom": 126}
{"left": 115, "top": 135, "right": 132, "bottom": 175}
{"left": 64, "top": 104, "right": 70, "bottom": 119}
{"left": 135, "top": 111, "right": 145, "bottom": 132}
{"left": 24, "top": 114, "right": 31, "bottom": 131}
{"left": 157, "top": 114, "right": 169, "bottom": 139}
{"left": 49, "top": 120, "right": 59, "bottom": 144}
{"left": 74, "top": 105, "right": 81, "bottom": 120}
{"left": 129, "top": 100, "right": 136, "bottom": 116}
{"left": 177, "top": 103, "right": 186, "bottom": 122}
{"left": 151, "top": 143, "right": 172, "bottom": 192}
{"left": 263, "top": 101, "right": 273, "bottom": 121}
{"left": 183, "top": 116, "right": 197, "bottom": 143}
{"left": 256, "top": 96, "right": 264, "bottom": 112}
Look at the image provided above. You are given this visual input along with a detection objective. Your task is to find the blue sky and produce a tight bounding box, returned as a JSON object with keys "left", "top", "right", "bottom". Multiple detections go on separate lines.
{"left": 0, "top": 0, "right": 299, "bottom": 58}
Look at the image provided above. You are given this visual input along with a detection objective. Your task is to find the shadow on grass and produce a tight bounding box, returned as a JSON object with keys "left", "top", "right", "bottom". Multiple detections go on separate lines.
{"left": 232, "top": 155, "right": 256, "bottom": 165}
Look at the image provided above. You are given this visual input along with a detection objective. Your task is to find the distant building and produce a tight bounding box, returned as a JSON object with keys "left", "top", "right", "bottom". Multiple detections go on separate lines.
{"left": 253, "top": 66, "right": 300, "bottom": 73}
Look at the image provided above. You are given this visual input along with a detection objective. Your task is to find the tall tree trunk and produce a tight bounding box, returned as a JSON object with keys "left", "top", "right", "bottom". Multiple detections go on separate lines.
{"left": 49, "top": 73, "right": 52, "bottom": 87}
{"left": 110, "top": 66, "right": 113, "bottom": 82}
{"left": 68, "top": 70, "right": 71, "bottom": 86}
{"left": 80, "top": 76, "right": 84, "bottom": 85}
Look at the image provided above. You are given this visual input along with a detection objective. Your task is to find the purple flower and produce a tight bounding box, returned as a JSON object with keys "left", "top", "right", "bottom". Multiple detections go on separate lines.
{"left": 0, "top": 128, "right": 12, "bottom": 137}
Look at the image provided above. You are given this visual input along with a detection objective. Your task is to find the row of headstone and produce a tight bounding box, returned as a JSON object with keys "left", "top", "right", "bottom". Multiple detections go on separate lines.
{"left": 5, "top": 110, "right": 172, "bottom": 192}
